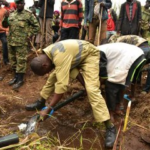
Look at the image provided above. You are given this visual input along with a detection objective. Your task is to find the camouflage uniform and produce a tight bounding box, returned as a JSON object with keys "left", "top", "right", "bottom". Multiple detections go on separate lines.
{"left": 141, "top": 6, "right": 150, "bottom": 44}
{"left": 108, "top": 35, "right": 147, "bottom": 46}
{"left": 7, "top": 9, "right": 40, "bottom": 73}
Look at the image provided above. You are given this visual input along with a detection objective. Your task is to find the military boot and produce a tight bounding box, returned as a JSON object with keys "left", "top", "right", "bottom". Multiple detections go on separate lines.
{"left": 8, "top": 73, "right": 18, "bottom": 86}
{"left": 105, "top": 126, "right": 116, "bottom": 148}
{"left": 25, "top": 98, "right": 46, "bottom": 111}
{"left": 12, "top": 73, "right": 24, "bottom": 90}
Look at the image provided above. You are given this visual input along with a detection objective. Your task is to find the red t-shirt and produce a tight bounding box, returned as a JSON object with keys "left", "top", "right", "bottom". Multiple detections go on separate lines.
{"left": 107, "top": 10, "right": 115, "bottom": 31}
{"left": 0, "top": 7, "right": 8, "bottom": 33}
{"left": 4, "top": 2, "right": 16, "bottom": 11}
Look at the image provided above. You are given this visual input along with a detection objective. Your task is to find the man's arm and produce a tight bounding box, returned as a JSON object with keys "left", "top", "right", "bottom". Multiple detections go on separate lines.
{"left": 100, "top": 51, "right": 108, "bottom": 79}
{"left": 2, "top": 12, "right": 10, "bottom": 28}
{"left": 28, "top": 13, "right": 40, "bottom": 37}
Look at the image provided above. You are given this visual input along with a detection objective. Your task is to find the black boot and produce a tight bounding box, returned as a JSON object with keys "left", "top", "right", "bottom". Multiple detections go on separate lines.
{"left": 25, "top": 98, "right": 46, "bottom": 111}
{"left": 105, "top": 126, "right": 116, "bottom": 148}
{"left": 8, "top": 73, "right": 18, "bottom": 86}
{"left": 12, "top": 73, "right": 24, "bottom": 90}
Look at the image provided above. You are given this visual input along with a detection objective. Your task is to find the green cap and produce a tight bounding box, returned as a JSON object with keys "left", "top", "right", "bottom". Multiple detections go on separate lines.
{"left": 14, "top": 0, "right": 25, "bottom": 3}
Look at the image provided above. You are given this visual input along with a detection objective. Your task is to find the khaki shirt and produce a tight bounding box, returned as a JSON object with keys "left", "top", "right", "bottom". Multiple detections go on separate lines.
{"left": 43, "top": 40, "right": 98, "bottom": 93}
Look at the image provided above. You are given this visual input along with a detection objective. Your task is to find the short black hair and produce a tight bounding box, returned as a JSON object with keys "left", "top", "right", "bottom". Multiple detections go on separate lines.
{"left": 30, "top": 57, "right": 43, "bottom": 75}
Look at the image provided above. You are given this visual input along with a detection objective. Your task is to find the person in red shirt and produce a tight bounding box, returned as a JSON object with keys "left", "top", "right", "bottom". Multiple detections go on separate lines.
{"left": 60, "top": 0, "right": 83, "bottom": 40}
{"left": 106, "top": 9, "right": 117, "bottom": 39}
{"left": 0, "top": 0, "right": 9, "bottom": 80}
{"left": 3, "top": 0, "right": 16, "bottom": 12}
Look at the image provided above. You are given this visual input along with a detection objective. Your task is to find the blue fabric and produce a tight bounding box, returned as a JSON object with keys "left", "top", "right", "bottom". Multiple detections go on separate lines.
{"left": 124, "top": 94, "right": 131, "bottom": 101}
{"left": 84, "top": 0, "right": 112, "bottom": 24}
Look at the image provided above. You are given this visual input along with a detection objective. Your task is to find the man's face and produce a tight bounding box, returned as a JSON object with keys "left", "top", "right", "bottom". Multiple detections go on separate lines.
{"left": 16, "top": 1, "right": 25, "bottom": 12}
{"left": 2, "top": 0, "right": 9, "bottom": 6}
{"left": 34, "top": 1, "right": 38, "bottom": 7}
{"left": 145, "top": 1, "right": 150, "bottom": 9}
{"left": 54, "top": 12, "right": 59, "bottom": 17}
{"left": 0, "top": 1, "right": 2, "bottom": 7}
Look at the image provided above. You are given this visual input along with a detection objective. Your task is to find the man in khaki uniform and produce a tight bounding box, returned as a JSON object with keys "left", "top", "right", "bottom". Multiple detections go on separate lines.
{"left": 26, "top": 39, "right": 116, "bottom": 148}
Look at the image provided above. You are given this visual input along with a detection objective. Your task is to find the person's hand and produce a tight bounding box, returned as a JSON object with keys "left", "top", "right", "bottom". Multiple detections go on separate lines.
{"left": 39, "top": 109, "right": 51, "bottom": 122}
{"left": 117, "top": 31, "right": 121, "bottom": 35}
{"left": 84, "top": 25, "right": 88, "bottom": 30}
{"left": 2, "top": 0, "right": 8, "bottom": 6}
{"left": 9, "top": 8, "right": 15, "bottom": 13}
{"left": 79, "top": 24, "right": 82, "bottom": 30}
{"left": 58, "top": 27, "right": 61, "bottom": 35}
{"left": 4, "top": 11, "right": 10, "bottom": 18}
{"left": 27, "top": 36, "right": 32, "bottom": 42}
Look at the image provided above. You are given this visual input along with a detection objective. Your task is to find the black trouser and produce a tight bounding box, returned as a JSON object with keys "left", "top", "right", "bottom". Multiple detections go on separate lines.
{"left": 105, "top": 81, "right": 125, "bottom": 111}
{"left": 0, "top": 32, "right": 9, "bottom": 64}
{"left": 60, "top": 27, "right": 79, "bottom": 41}
{"left": 81, "top": 26, "right": 87, "bottom": 40}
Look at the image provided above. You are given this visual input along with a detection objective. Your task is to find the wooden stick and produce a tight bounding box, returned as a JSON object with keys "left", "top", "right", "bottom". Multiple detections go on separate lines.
{"left": 41, "top": 0, "right": 47, "bottom": 49}
{"left": 97, "top": 5, "right": 103, "bottom": 46}
{"left": 113, "top": 119, "right": 123, "bottom": 150}
{"left": 30, "top": 41, "right": 39, "bottom": 57}
{"left": 123, "top": 100, "right": 132, "bottom": 132}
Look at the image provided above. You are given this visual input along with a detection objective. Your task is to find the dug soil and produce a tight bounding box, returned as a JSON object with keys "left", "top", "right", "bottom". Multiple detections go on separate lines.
{"left": 0, "top": 47, "right": 150, "bottom": 150}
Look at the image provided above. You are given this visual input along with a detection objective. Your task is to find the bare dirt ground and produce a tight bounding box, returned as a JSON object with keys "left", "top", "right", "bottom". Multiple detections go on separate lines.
{"left": 0, "top": 44, "right": 150, "bottom": 150}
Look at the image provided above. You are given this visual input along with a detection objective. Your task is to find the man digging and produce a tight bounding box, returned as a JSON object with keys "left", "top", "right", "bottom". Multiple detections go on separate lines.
{"left": 25, "top": 39, "right": 116, "bottom": 148}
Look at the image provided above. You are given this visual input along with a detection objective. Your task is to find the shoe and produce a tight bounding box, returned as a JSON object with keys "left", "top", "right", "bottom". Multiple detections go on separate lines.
{"left": 25, "top": 99, "right": 46, "bottom": 111}
{"left": 4, "top": 61, "right": 10, "bottom": 65}
{"left": 0, "top": 76, "right": 4, "bottom": 81}
{"left": 105, "top": 126, "right": 116, "bottom": 148}
{"left": 12, "top": 81, "right": 24, "bottom": 90}
{"left": 141, "top": 91, "right": 147, "bottom": 95}
{"left": 8, "top": 77, "right": 18, "bottom": 86}
{"left": 12, "top": 73, "right": 25, "bottom": 90}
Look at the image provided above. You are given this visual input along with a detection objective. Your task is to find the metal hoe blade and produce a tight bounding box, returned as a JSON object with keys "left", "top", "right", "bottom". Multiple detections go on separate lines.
{"left": 25, "top": 90, "right": 84, "bottom": 135}
{"left": 25, "top": 114, "right": 40, "bottom": 136}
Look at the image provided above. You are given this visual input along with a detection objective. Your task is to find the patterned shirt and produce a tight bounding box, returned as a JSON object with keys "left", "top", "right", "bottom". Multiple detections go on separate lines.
{"left": 7, "top": 9, "right": 40, "bottom": 46}
{"left": 60, "top": 0, "right": 83, "bottom": 28}
{"left": 129, "top": 1, "right": 133, "bottom": 21}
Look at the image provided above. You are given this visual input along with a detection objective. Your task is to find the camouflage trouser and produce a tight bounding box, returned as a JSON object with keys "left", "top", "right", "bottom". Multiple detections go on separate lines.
{"left": 9, "top": 45, "right": 28, "bottom": 73}
{"left": 142, "top": 30, "right": 150, "bottom": 46}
